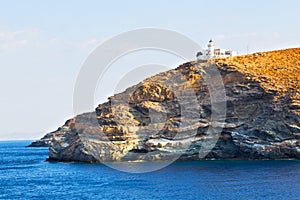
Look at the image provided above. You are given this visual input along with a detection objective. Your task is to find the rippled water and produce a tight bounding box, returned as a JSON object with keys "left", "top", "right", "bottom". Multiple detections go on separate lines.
{"left": 0, "top": 141, "right": 300, "bottom": 200}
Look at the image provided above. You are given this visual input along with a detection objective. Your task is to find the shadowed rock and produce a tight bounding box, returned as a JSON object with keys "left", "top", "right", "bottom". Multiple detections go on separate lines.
{"left": 29, "top": 48, "right": 300, "bottom": 162}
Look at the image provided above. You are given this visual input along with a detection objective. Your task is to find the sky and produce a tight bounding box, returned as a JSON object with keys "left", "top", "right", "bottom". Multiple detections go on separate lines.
{"left": 0, "top": 0, "right": 300, "bottom": 140}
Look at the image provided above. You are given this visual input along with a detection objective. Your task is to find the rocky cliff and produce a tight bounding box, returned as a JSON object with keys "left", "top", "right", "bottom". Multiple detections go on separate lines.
{"left": 29, "top": 48, "right": 300, "bottom": 162}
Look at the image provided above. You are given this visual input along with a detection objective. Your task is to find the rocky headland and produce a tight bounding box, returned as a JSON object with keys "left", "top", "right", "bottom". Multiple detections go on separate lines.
{"left": 29, "top": 48, "right": 300, "bottom": 162}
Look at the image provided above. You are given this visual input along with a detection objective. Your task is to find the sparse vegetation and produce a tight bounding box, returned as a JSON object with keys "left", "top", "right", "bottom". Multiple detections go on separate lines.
{"left": 215, "top": 48, "right": 300, "bottom": 100}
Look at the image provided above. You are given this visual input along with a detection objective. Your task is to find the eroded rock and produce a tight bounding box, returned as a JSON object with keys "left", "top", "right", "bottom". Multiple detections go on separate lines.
{"left": 30, "top": 48, "right": 300, "bottom": 161}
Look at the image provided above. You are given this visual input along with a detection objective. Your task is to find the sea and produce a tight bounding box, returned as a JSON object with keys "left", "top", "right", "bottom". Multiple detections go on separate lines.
{"left": 0, "top": 141, "right": 299, "bottom": 200}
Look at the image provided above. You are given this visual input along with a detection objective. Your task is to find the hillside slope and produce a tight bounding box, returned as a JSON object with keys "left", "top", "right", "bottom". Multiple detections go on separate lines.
{"left": 29, "top": 48, "right": 300, "bottom": 162}
{"left": 216, "top": 48, "right": 300, "bottom": 99}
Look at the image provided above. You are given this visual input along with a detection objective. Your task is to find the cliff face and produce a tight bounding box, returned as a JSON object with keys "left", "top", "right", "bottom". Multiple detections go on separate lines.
{"left": 30, "top": 48, "right": 300, "bottom": 162}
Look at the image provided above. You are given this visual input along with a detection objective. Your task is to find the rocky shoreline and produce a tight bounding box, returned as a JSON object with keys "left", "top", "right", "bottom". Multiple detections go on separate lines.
{"left": 29, "top": 48, "right": 300, "bottom": 162}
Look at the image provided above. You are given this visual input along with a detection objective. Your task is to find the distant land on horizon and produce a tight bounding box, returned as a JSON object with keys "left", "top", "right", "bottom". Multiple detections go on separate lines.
{"left": 0, "top": 132, "right": 45, "bottom": 141}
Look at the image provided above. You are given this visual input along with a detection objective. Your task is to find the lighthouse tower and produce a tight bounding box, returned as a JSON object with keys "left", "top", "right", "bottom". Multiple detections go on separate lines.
{"left": 196, "top": 39, "right": 236, "bottom": 60}
{"left": 207, "top": 39, "right": 215, "bottom": 58}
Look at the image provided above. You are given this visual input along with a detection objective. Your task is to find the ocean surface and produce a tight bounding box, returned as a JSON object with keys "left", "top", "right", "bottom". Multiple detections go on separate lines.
{"left": 0, "top": 141, "right": 299, "bottom": 200}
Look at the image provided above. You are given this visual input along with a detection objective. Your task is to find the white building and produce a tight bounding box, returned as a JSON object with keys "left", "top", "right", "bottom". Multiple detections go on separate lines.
{"left": 197, "top": 39, "right": 237, "bottom": 60}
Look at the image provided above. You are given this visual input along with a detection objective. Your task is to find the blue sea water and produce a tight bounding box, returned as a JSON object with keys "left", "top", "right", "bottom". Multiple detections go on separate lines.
{"left": 0, "top": 141, "right": 300, "bottom": 200}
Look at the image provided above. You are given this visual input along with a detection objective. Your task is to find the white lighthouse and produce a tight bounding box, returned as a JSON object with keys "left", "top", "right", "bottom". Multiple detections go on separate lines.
{"left": 196, "top": 39, "right": 237, "bottom": 60}
{"left": 207, "top": 39, "right": 215, "bottom": 58}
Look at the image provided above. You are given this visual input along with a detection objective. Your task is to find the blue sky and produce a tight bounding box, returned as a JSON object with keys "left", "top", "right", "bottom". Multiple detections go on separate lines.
{"left": 0, "top": 0, "right": 299, "bottom": 140}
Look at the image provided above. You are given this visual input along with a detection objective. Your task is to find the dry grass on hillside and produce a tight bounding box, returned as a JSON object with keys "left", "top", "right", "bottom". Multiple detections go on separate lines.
{"left": 215, "top": 48, "right": 300, "bottom": 99}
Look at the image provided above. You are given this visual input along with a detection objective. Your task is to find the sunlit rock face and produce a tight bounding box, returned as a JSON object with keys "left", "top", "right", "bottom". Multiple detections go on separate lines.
{"left": 30, "top": 48, "right": 300, "bottom": 162}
